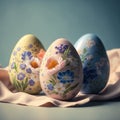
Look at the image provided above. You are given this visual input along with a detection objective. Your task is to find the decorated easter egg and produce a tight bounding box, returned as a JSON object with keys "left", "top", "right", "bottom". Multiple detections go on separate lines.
{"left": 40, "top": 38, "right": 83, "bottom": 100}
{"left": 8, "top": 34, "right": 45, "bottom": 94}
{"left": 74, "top": 33, "right": 110, "bottom": 94}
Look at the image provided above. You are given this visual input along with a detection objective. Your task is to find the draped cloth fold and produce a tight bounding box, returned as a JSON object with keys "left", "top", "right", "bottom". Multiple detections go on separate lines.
{"left": 0, "top": 49, "right": 120, "bottom": 107}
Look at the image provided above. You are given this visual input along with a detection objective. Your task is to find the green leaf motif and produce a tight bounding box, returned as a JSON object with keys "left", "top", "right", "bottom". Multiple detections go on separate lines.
{"left": 62, "top": 47, "right": 70, "bottom": 60}
{"left": 64, "top": 83, "right": 79, "bottom": 95}
{"left": 49, "top": 74, "right": 57, "bottom": 86}
{"left": 83, "top": 48, "right": 87, "bottom": 54}
{"left": 80, "top": 48, "right": 87, "bottom": 63}
{"left": 49, "top": 79, "right": 56, "bottom": 86}
{"left": 13, "top": 62, "right": 18, "bottom": 72}
{"left": 13, "top": 77, "right": 29, "bottom": 92}
{"left": 65, "top": 83, "right": 71, "bottom": 89}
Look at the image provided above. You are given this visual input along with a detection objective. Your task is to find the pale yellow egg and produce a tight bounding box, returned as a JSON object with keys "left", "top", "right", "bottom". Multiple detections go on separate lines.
{"left": 9, "top": 34, "right": 45, "bottom": 94}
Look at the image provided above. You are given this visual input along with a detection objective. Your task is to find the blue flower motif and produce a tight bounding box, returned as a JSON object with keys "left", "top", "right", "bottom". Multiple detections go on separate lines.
{"left": 83, "top": 67, "right": 98, "bottom": 84}
{"left": 21, "top": 51, "right": 32, "bottom": 60}
{"left": 55, "top": 44, "right": 69, "bottom": 54}
{"left": 29, "top": 79, "right": 35, "bottom": 86}
{"left": 20, "top": 63, "right": 26, "bottom": 70}
{"left": 26, "top": 68, "right": 32, "bottom": 74}
{"left": 17, "top": 47, "right": 21, "bottom": 51}
{"left": 47, "top": 84, "right": 54, "bottom": 90}
{"left": 13, "top": 51, "right": 17, "bottom": 56}
{"left": 17, "top": 72, "right": 25, "bottom": 80}
{"left": 28, "top": 44, "right": 33, "bottom": 48}
{"left": 11, "top": 62, "right": 15, "bottom": 69}
{"left": 57, "top": 70, "right": 74, "bottom": 84}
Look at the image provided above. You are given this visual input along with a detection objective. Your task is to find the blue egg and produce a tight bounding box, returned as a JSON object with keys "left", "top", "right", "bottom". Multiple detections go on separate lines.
{"left": 74, "top": 33, "right": 110, "bottom": 94}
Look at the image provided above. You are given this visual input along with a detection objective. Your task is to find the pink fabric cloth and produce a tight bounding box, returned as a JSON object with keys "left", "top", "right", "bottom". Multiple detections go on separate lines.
{"left": 0, "top": 49, "right": 120, "bottom": 107}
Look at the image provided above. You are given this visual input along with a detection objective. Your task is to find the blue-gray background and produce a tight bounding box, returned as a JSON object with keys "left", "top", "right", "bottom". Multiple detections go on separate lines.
{"left": 0, "top": 0, "right": 120, "bottom": 67}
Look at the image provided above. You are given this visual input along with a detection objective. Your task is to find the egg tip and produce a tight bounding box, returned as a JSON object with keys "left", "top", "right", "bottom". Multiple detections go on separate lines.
{"left": 20, "top": 34, "right": 39, "bottom": 40}
{"left": 53, "top": 38, "right": 73, "bottom": 46}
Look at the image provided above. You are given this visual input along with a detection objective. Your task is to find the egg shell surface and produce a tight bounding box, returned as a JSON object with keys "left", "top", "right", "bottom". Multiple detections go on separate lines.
{"left": 40, "top": 38, "right": 83, "bottom": 100}
{"left": 74, "top": 33, "right": 110, "bottom": 94}
{"left": 9, "top": 34, "right": 44, "bottom": 94}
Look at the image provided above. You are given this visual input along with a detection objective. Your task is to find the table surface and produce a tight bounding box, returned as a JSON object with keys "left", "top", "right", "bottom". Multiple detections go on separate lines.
{"left": 0, "top": 100, "right": 120, "bottom": 120}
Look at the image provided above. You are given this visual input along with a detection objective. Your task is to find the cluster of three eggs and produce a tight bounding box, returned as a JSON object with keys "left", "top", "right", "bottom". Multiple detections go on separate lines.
{"left": 9, "top": 34, "right": 110, "bottom": 100}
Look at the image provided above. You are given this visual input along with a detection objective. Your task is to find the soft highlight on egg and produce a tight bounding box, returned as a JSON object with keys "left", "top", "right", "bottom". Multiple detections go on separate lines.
{"left": 74, "top": 33, "right": 110, "bottom": 94}
{"left": 40, "top": 38, "right": 83, "bottom": 100}
{"left": 8, "top": 34, "right": 45, "bottom": 94}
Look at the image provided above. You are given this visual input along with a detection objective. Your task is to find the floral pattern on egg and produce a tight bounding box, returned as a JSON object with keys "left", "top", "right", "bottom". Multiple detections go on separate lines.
{"left": 40, "top": 39, "right": 83, "bottom": 100}
{"left": 9, "top": 34, "right": 45, "bottom": 94}
{"left": 10, "top": 49, "right": 40, "bottom": 93}
{"left": 74, "top": 33, "right": 110, "bottom": 94}
{"left": 81, "top": 41, "right": 108, "bottom": 80}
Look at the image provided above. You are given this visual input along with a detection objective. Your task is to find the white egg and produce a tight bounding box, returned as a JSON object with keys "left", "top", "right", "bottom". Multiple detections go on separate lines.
{"left": 40, "top": 38, "right": 83, "bottom": 100}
